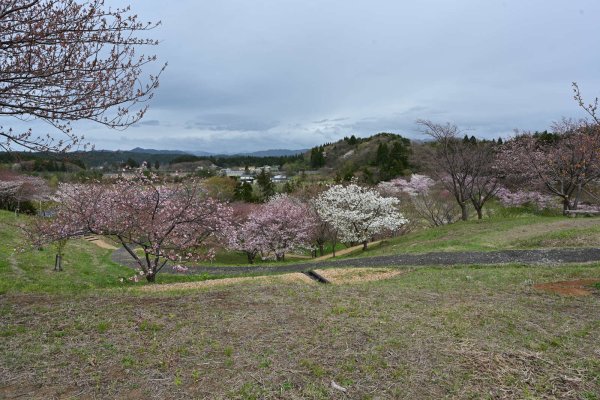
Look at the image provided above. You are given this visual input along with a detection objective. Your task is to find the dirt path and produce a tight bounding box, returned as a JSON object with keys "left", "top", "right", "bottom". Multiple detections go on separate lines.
{"left": 112, "top": 247, "right": 600, "bottom": 276}
{"left": 83, "top": 235, "right": 118, "bottom": 250}
{"left": 313, "top": 241, "right": 383, "bottom": 261}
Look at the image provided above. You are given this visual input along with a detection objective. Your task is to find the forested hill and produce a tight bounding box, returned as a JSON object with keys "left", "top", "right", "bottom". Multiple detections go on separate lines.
{"left": 0, "top": 133, "right": 412, "bottom": 180}
{"left": 305, "top": 133, "right": 412, "bottom": 182}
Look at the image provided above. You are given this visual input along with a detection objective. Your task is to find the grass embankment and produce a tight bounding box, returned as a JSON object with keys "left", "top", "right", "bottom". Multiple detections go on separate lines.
{"left": 0, "top": 211, "right": 240, "bottom": 294}
{"left": 0, "top": 211, "right": 132, "bottom": 294}
{"left": 1, "top": 264, "right": 599, "bottom": 398}
{"left": 352, "top": 214, "right": 600, "bottom": 258}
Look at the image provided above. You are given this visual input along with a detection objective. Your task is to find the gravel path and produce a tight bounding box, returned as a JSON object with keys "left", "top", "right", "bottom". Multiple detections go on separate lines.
{"left": 111, "top": 247, "right": 600, "bottom": 276}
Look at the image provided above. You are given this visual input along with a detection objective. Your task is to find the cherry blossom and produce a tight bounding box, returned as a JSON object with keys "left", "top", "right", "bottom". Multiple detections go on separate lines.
{"left": 314, "top": 183, "right": 407, "bottom": 250}
{"left": 230, "top": 195, "right": 315, "bottom": 262}
{"left": 34, "top": 170, "right": 232, "bottom": 282}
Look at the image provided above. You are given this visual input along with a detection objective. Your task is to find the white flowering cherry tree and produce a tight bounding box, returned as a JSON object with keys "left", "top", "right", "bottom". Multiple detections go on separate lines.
{"left": 314, "top": 183, "right": 407, "bottom": 250}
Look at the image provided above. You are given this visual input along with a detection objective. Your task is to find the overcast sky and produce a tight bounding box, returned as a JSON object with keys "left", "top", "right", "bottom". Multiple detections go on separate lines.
{"left": 7, "top": 0, "right": 600, "bottom": 153}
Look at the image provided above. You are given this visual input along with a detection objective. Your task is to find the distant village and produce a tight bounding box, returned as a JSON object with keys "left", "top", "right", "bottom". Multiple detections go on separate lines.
{"left": 100, "top": 163, "right": 290, "bottom": 183}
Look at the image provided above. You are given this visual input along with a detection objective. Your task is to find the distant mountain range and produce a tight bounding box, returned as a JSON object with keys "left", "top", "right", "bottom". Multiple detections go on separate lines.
{"left": 129, "top": 147, "right": 307, "bottom": 157}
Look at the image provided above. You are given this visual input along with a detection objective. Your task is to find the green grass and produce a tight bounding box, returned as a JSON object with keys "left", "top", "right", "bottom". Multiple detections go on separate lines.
{"left": 134, "top": 247, "right": 315, "bottom": 267}
{"left": 0, "top": 211, "right": 134, "bottom": 294}
{"left": 351, "top": 214, "right": 600, "bottom": 258}
{"left": 0, "top": 211, "right": 241, "bottom": 294}
{"left": 3, "top": 210, "right": 599, "bottom": 294}
{"left": 1, "top": 263, "right": 598, "bottom": 398}
{"left": 1, "top": 209, "right": 599, "bottom": 397}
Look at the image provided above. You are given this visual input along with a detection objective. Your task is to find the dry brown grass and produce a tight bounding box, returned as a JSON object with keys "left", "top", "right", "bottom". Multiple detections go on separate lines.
{"left": 314, "top": 267, "right": 406, "bottom": 284}
{"left": 136, "top": 272, "right": 315, "bottom": 292}
{"left": 89, "top": 237, "right": 118, "bottom": 250}
{"left": 2, "top": 264, "right": 599, "bottom": 399}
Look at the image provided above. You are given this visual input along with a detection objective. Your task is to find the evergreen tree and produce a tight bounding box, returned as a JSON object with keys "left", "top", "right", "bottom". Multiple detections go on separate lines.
{"left": 375, "top": 143, "right": 389, "bottom": 166}
{"left": 124, "top": 157, "right": 139, "bottom": 168}
{"left": 379, "top": 140, "right": 410, "bottom": 180}
{"left": 310, "top": 146, "right": 325, "bottom": 168}
{"left": 234, "top": 181, "right": 254, "bottom": 202}
{"left": 256, "top": 168, "right": 275, "bottom": 200}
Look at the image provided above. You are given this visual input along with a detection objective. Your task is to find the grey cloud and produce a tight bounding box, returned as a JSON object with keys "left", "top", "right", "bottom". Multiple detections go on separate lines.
{"left": 132, "top": 120, "right": 161, "bottom": 127}
{"left": 311, "top": 117, "right": 349, "bottom": 124}
{"left": 59, "top": 0, "right": 600, "bottom": 152}
{"left": 186, "top": 114, "right": 280, "bottom": 132}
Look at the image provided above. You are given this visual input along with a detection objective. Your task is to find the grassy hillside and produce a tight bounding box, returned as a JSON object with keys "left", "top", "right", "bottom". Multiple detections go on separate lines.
{"left": 1, "top": 264, "right": 599, "bottom": 398}
{"left": 0, "top": 211, "right": 225, "bottom": 294}
{"left": 1, "top": 211, "right": 599, "bottom": 398}
{"left": 351, "top": 214, "right": 600, "bottom": 258}
{"left": 0, "top": 211, "right": 132, "bottom": 294}
{"left": 304, "top": 132, "right": 412, "bottom": 182}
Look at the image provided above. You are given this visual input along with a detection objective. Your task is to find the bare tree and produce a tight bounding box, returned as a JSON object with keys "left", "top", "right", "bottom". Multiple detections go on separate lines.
{"left": 417, "top": 120, "right": 499, "bottom": 220}
{"left": 573, "top": 82, "right": 599, "bottom": 123}
{"left": 467, "top": 143, "right": 499, "bottom": 219}
{"left": 0, "top": 0, "right": 165, "bottom": 152}
{"left": 417, "top": 120, "right": 472, "bottom": 220}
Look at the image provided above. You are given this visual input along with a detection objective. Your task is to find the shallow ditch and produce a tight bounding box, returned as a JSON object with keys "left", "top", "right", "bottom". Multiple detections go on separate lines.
{"left": 302, "top": 270, "right": 330, "bottom": 284}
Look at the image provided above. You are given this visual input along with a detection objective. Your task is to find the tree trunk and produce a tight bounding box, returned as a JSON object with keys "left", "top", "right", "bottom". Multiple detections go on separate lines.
{"left": 246, "top": 252, "right": 255, "bottom": 264}
{"left": 146, "top": 273, "right": 156, "bottom": 283}
{"left": 318, "top": 243, "right": 324, "bottom": 256}
{"left": 362, "top": 240, "right": 368, "bottom": 250}
{"left": 460, "top": 203, "right": 468, "bottom": 221}
{"left": 562, "top": 198, "right": 571, "bottom": 215}
{"left": 275, "top": 253, "right": 285, "bottom": 262}
{"left": 476, "top": 207, "right": 483, "bottom": 220}
{"left": 54, "top": 254, "right": 63, "bottom": 271}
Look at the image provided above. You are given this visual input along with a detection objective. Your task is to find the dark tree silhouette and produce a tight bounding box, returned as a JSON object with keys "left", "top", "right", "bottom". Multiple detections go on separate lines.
{"left": 0, "top": 0, "right": 165, "bottom": 152}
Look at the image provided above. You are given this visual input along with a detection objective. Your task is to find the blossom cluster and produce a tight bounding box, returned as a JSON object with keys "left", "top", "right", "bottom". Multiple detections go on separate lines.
{"left": 314, "top": 183, "right": 407, "bottom": 245}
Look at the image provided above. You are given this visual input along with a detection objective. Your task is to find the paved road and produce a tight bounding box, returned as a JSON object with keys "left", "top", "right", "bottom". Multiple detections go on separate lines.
{"left": 111, "top": 247, "right": 600, "bottom": 277}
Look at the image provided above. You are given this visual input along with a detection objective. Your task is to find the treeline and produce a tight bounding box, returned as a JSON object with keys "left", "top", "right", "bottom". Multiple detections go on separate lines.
{"left": 170, "top": 154, "right": 304, "bottom": 168}
{"left": 0, "top": 152, "right": 86, "bottom": 171}
{"left": 0, "top": 150, "right": 179, "bottom": 170}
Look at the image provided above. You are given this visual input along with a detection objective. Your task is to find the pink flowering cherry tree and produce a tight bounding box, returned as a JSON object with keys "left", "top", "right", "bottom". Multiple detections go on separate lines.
{"left": 496, "top": 119, "right": 600, "bottom": 213}
{"left": 495, "top": 187, "right": 556, "bottom": 210}
{"left": 0, "top": 171, "right": 51, "bottom": 214}
{"left": 35, "top": 171, "right": 233, "bottom": 282}
{"left": 231, "top": 194, "right": 315, "bottom": 262}
{"left": 228, "top": 203, "right": 262, "bottom": 264}
{"left": 382, "top": 174, "right": 459, "bottom": 227}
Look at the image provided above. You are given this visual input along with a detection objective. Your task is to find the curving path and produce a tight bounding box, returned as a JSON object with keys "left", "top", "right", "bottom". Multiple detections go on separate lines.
{"left": 111, "top": 247, "right": 600, "bottom": 277}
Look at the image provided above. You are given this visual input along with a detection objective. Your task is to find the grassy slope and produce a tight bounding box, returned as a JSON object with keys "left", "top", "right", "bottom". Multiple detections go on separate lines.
{"left": 1, "top": 211, "right": 599, "bottom": 398}
{"left": 0, "top": 211, "right": 134, "bottom": 294}
{"left": 1, "top": 264, "right": 599, "bottom": 398}
{"left": 2, "top": 211, "right": 599, "bottom": 293}
{"left": 351, "top": 214, "right": 600, "bottom": 258}
{"left": 0, "top": 211, "right": 228, "bottom": 294}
